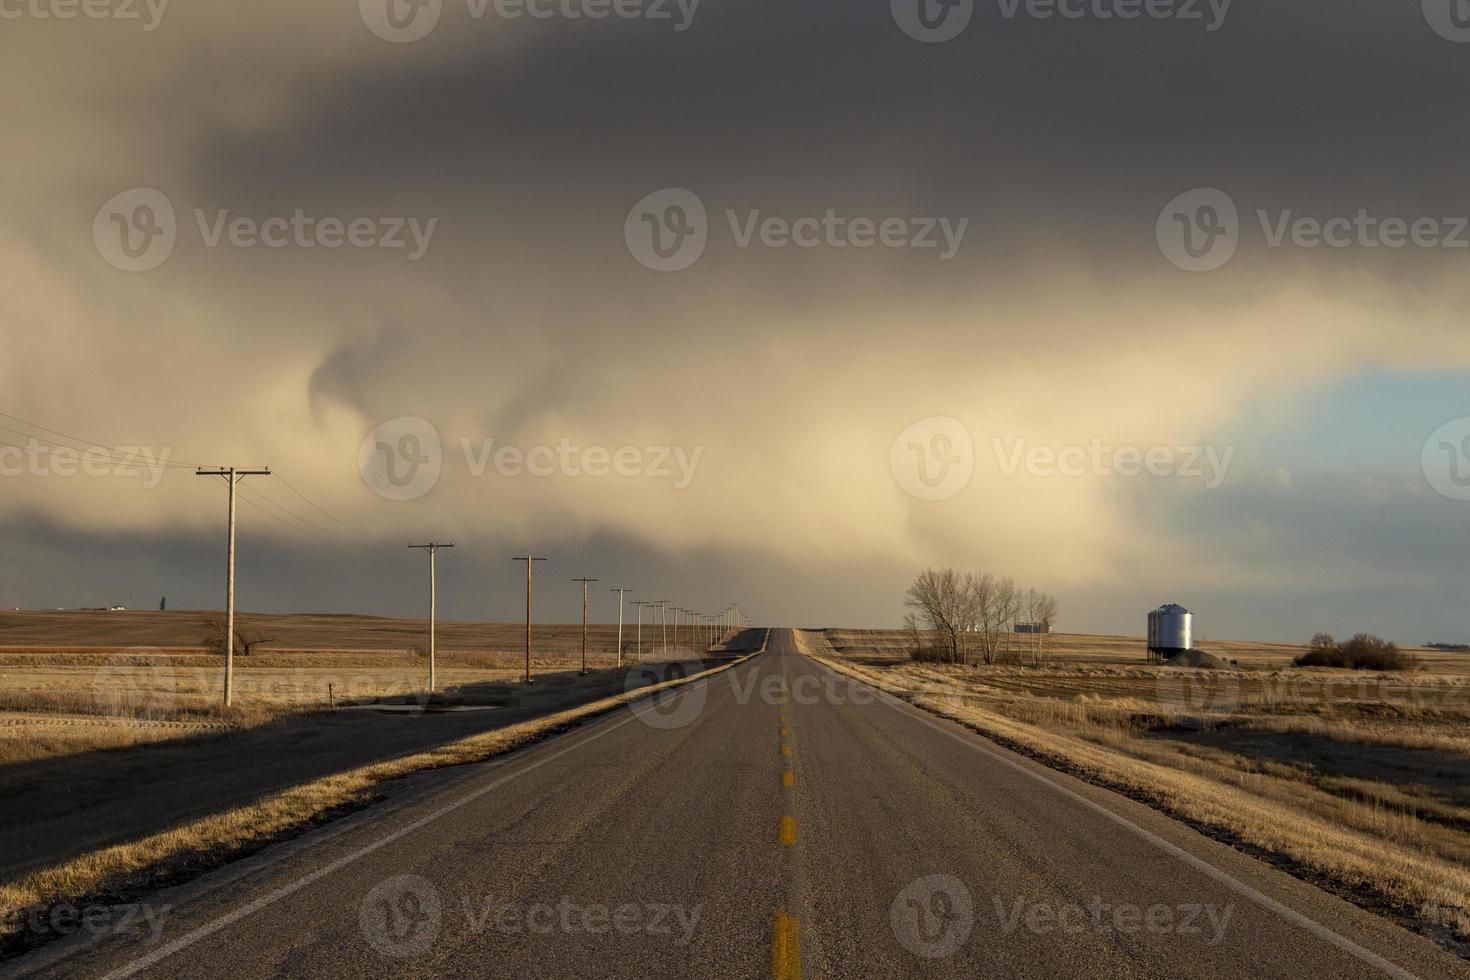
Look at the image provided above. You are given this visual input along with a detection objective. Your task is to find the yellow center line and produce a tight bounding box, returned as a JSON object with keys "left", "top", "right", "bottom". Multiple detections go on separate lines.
{"left": 780, "top": 744, "right": 791, "bottom": 756}
{"left": 771, "top": 909, "right": 801, "bottom": 980}
{"left": 781, "top": 769, "right": 794, "bottom": 787}
{"left": 779, "top": 728, "right": 791, "bottom": 738}
{"left": 779, "top": 815, "right": 797, "bottom": 845}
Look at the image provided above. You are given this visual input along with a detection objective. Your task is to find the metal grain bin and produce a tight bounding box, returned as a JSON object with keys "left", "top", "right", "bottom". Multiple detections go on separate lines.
{"left": 1147, "top": 603, "right": 1193, "bottom": 662}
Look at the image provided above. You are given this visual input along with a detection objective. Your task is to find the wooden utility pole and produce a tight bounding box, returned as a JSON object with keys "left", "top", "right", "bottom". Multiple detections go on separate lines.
{"left": 631, "top": 600, "right": 651, "bottom": 663}
{"left": 609, "top": 588, "right": 631, "bottom": 668}
{"left": 656, "top": 601, "right": 669, "bottom": 657}
{"left": 513, "top": 556, "right": 547, "bottom": 683}
{"left": 572, "top": 577, "right": 598, "bottom": 675}
{"left": 196, "top": 466, "right": 270, "bottom": 708}
{"left": 408, "top": 543, "right": 453, "bottom": 693}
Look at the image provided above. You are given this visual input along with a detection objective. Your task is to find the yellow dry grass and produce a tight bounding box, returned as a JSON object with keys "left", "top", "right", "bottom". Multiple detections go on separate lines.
{"left": 807, "top": 629, "right": 1470, "bottom": 953}
{"left": 0, "top": 652, "right": 670, "bottom": 764}
{"left": 0, "top": 647, "right": 760, "bottom": 948}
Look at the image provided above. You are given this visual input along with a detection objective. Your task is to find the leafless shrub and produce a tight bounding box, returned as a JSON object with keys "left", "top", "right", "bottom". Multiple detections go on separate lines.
{"left": 1296, "top": 633, "right": 1415, "bottom": 671}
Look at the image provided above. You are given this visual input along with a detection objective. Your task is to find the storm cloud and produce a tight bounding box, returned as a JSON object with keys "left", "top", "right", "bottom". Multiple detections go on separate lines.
{"left": 2, "top": 0, "right": 1468, "bottom": 639}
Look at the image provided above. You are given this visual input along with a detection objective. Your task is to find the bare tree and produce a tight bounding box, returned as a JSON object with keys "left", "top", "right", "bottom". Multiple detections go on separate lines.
{"left": 972, "top": 573, "right": 1004, "bottom": 665}
{"left": 205, "top": 615, "right": 275, "bottom": 659}
{"left": 906, "top": 569, "right": 1057, "bottom": 668}
{"left": 1022, "top": 588, "right": 1041, "bottom": 665}
{"left": 905, "top": 568, "right": 979, "bottom": 664}
{"left": 1034, "top": 592, "right": 1058, "bottom": 664}
{"left": 996, "top": 576, "right": 1019, "bottom": 664}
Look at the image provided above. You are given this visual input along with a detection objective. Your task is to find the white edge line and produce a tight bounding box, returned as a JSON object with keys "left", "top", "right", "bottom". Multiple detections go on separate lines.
{"left": 809, "top": 655, "right": 1422, "bottom": 980}
{"left": 98, "top": 658, "right": 753, "bottom": 979}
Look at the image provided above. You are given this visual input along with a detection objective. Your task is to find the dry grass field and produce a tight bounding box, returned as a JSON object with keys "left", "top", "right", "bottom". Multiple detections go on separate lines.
{"left": 809, "top": 629, "right": 1470, "bottom": 956}
{"left": 0, "top": 611, "right": 759, "bottom": 957}
{"left": 0, "top": 610, "right": 685, "bottom": 765}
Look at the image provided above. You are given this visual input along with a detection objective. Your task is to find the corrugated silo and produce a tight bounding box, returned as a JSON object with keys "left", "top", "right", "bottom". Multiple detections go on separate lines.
{"left": 1147, "top": 603, "right": 1193, "bottom": 662}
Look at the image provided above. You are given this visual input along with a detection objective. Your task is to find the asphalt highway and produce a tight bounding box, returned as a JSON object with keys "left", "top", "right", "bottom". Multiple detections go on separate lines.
{"left": 10, "top": 629, "right": 1467, "bottom": 979}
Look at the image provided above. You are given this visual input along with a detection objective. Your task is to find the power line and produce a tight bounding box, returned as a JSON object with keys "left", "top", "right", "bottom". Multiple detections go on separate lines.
{"left": 2, "top": 408, "right": 367, "bottom": 542}
{"left": 0, "top": 427, "right": 194, "bottom": 470}
{"left": 241, "top": 481, "right": 345, "bottom": 540}
{"left": 0, "top": 412, "right": 200, "bottom": 468}
{"left": 236, "top": 484, "right": 339, "bottom": 542}
{"left": 273, "top": 472, "right": 366, "bottom": 537}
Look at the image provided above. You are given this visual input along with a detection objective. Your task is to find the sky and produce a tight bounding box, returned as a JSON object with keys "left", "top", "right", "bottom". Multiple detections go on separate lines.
{"left": 2, "top": 0, "right": 1470, "bottom": 644}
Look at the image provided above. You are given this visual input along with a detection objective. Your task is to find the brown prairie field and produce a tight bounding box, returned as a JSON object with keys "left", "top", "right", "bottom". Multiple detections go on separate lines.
{"left": 0, "top": 609, "right": 703, "bottom": 874}
{"left": 809, "top": 628, "right": 1470, "bottom": 951}
{"left": 0, "top": 611, "right": 757, "bottom": 955}
{"left": 0, "top": 609, "right": 678, "bottom": 764}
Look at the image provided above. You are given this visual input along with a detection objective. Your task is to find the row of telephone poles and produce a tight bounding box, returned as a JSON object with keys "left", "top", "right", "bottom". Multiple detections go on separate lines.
{"left": 195, "top": 463, "right": 751, "bottom": 706}
{"left": 399, "top": 551, "right": 750, "bottom": 698}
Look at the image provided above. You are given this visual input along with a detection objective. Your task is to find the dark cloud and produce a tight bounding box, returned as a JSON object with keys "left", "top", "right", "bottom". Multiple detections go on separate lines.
{"left": 3, "top": 1, "right": 1470, "bottom": 640}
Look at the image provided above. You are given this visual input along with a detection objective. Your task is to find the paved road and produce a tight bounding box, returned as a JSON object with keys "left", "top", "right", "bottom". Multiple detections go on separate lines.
{"left": 11, "top": 630, "right": 1467, "bottom": 978}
